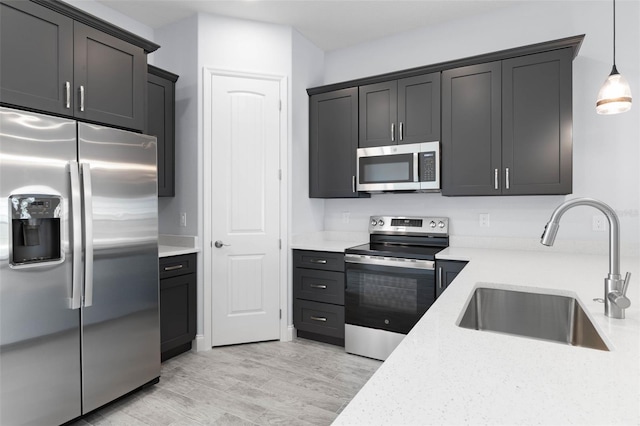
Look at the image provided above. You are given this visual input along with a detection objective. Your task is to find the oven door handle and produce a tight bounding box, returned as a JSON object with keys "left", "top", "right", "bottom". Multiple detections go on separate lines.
{"left": 345, "top": 254, "right": 434, "bottom": 270}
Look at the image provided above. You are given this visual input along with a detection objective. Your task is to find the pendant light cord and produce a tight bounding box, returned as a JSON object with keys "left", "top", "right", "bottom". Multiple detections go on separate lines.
{"left": 613, "top": 0, "right": 616, "bottom": 66}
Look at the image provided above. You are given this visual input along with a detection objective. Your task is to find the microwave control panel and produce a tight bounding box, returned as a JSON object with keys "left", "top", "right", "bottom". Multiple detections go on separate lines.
{"left": 419, "top": 152, "right": 437, "bottom": 182}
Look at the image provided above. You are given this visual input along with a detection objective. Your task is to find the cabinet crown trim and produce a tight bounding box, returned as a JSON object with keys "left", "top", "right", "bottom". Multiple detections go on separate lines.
{"left": 307, "top": 34, "right": 584, "bottom": 96}
{"left": 31, "top": 0, "right": 160, "bottom": 53}
{"left": 148, "top": 65, "right": 179, "bottom": 83}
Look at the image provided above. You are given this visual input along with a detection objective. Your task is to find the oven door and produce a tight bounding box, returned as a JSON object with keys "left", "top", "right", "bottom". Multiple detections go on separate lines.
{"left": 345, "top": 255, "right": 435, "bottom": 334}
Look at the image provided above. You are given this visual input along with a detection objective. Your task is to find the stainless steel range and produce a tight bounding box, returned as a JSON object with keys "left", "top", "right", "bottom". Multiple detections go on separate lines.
{"left": 345, "top": 216, "right": 449, "bottom": 360}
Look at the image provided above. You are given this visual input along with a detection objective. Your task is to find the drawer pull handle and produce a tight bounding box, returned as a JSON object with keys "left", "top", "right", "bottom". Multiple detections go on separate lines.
{"left": 164, "top": 264, "right": 184, "bottom": 271}
{"left": 310, "top": 259, "right": 327, "bottom": 264}
{"left": 310, "top": 316, "right": 327, "bottom": 322}
{"left": 310, "top": 284, "right": 327, "bottom": 289}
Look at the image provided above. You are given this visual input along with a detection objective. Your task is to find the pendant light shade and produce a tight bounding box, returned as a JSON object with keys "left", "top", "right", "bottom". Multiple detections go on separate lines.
{"left": 596, "top": 0, "right": 632, "bottom": 115}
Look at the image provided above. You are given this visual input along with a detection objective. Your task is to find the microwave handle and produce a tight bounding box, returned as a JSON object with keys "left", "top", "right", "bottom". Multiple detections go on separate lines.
{"left": 414, "top": 153, "right": 419, "bottom": 182}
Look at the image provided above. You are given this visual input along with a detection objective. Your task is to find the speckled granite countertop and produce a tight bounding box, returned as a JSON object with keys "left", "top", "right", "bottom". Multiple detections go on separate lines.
{"left": 335, "top": 246, "right": 640, "bottom": 425}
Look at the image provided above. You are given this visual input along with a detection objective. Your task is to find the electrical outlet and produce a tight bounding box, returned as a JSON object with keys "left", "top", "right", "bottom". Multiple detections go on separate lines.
{"left": 479, "top": 213, "right": 490, "bottom": 228}
{"left": 592, "top": 215, "right": 606, "bottom": 232}
{"left": 180, "top": 212, "right": 187, "bottom": 227}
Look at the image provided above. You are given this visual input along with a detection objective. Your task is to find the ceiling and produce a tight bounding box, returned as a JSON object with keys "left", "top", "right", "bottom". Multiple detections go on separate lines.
{"left": 94, "top": 0, "right": 521, "bottom": 51}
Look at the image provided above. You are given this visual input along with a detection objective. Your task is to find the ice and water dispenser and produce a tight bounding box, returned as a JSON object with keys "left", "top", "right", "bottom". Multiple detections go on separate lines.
{"left": 9, "top": 194, "right": 63, "bottom": 267}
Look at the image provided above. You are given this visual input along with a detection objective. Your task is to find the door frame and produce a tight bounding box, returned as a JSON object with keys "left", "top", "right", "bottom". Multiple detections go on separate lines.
{"left": 201, "top": 67, "right": 289, "bottom": 350}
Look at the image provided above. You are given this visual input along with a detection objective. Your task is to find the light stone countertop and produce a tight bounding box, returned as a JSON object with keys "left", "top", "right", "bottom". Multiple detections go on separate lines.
{"left": 334, "top": 246, "right": 640, "bottom": 425}
{"left": 158, "top": 234, "right": 199, "bottom": 258}
{"left": 290, "top": 231, "right": 368, "bottom": 253}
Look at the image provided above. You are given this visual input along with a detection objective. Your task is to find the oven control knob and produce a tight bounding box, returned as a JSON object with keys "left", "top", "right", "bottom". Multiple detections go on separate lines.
{"left": 429, "top": 221, "right": 436, "bottom": 228}
{"left": 378, "top": 219, "right": 385, "bottom": 226}
{"left": 438, "top": 221, "right": 446, "bottom": 229}
{"left": 371, "top": 219, "right": 377, "bottom": 226}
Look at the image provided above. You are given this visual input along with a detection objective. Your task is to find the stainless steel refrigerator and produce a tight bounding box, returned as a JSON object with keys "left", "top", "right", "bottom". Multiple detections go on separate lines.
{"left": 0, "top": 106, "right": 160, "bottom": 425}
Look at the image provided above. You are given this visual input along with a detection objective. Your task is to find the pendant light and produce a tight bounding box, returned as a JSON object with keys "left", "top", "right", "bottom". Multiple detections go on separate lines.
{"left": 596, "top": 0, "right": 632, "bottom": 114}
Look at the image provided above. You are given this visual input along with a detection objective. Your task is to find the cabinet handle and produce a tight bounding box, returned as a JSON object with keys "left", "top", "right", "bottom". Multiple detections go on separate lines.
{"left": 164, "top": 264, "right": 184, "bottom": 271}
{"left": 310, "top": 316, "right": 327, "bottom": 322}
{"left": 438, "top": 267, "right": 443, "bottom": 289}
{"left": 391, "top": 123, "right": 395, "bottom": 142}
{"left": 399, "top": 122, "right": 404, "bottom": 141}
{"left": 505, "top": 168, "right": 510, "bottom": 190}
{"left": 310, "top": 284, "right": 328, "bottom": 289}
{"left": 310, "top": 259, "right": 327, "bottom": 264}
{"left": 494, "top": 168, "right": 499, "bottom": 190}
{"left": 352, "top": 175, "right": 356, "bottom": 193}
{"left": 79, "top": 85, "right": 85, "bottom": 112}
{"left": 65, "top": 82, "right": 71, "bottom": 109}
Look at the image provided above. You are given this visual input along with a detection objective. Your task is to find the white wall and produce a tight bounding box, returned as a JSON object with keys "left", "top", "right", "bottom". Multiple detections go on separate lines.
{"left": 322, "top": 1, "right": 640, "bottom": 254}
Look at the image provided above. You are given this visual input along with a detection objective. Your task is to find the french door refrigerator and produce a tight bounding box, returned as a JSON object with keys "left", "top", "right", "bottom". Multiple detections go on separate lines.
{"left": 0, "top": 106, "right": 160, "bottom": 425}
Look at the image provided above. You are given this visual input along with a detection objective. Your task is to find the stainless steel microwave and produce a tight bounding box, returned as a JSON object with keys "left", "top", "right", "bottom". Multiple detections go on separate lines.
{"left": 356, "top": 141, "right": 440, "bottom": 192}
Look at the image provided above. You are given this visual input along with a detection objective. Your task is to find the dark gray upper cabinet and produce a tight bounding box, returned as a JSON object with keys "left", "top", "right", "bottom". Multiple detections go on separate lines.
{"left": 310, "top": 87, "right": 366, "bottom": 198}
{"left": 74, "top": 22, "right": 146, "bottom": 131}
{"left": 147, "top": 65, "right": 178, "bottom": 197}
{"left": 0, "top": 0, "right": 158, "bottom": 132}
{"left": 0, "top": 1, "right": 74, "bottom": 115}
{"left": 442, "top": 48, "right": 573, "bottom": 196}
{"left": 501, "top": 48, "right": 573, "bottom": 195}
{"left": 442, "top": 62, "right": 502, "bottom": 196}
{"left": 359, "top": 73, "right": 440, "bottom": 148}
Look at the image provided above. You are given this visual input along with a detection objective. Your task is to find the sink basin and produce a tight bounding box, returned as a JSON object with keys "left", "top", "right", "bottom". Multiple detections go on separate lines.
{"left": 458, "top": 287, "right": 609, "bottom": 351}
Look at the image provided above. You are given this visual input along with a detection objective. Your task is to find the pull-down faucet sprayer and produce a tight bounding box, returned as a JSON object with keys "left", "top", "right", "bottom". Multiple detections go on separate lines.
{"left": 541, "top": 198, "right": 631, "bottom": 319}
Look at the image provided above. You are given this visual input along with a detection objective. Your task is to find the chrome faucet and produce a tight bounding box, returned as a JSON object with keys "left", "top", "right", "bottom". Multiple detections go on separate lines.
{"left": 541, "top": 197, "right": 631, "bottom": 319}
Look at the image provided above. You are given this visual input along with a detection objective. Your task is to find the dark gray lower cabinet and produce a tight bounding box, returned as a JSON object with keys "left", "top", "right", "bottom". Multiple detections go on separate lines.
{"left": 293, "top": 250, "right": 345, "bottom": 346}
{"left": 147, "top": 65, "right": 178, "bottom": 197}
{"left": 160, "top": 254, "right": 197, "bottom": 361}
{"left": 441, "top": 48, "right": 574, "bottom": 196}
{"left": 309, "top": 88, "right": 366, "bottom": 198}
{"left": 436, "top": 260, "right": 468, "bottom": 298}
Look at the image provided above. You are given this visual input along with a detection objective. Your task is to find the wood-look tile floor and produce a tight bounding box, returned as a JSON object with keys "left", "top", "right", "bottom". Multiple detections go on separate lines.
{"left": 71, "top": 338, "right": 381, "bottom": 426}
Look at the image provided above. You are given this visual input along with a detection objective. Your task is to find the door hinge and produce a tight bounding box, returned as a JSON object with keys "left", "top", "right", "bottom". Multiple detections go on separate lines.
{"left": 279, "top": 239, "right": 282, "bottom": 249}
{"left": 279, "top": 309, "right": 282, "bottom": 319}
{"left": 278, "top": 169, "right": 282, "bottom": 180}
{"left": 279, "top": 100, "right": 282, "bottom": 111}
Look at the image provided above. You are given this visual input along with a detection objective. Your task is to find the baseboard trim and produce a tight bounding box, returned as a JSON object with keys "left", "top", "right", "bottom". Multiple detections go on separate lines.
{"left": 193, "top": 334, "right": 209, "bottom": 352}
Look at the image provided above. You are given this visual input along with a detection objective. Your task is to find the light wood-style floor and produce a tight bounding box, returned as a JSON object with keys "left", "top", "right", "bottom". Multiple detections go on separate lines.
{"left": 71, "top": 338, "right": 381, "bottom": 425}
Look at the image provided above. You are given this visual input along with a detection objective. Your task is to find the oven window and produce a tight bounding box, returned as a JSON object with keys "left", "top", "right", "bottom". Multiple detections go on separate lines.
{"left": 359, "top": 153, "right": 413, "bottom": 184}
{"left": 345, "top": 263, "right": 435, "bottom": 334}
{"left": 360, "top": 273, "right": 417, "bottom": 314}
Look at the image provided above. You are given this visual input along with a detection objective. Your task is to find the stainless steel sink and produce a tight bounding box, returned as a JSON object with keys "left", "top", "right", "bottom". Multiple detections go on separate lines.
{"left": 458, "top": 287, "right": 609, "bottom": 351}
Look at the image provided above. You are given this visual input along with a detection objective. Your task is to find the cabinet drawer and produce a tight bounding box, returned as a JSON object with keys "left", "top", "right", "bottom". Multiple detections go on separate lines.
{"left": 294, "top": 300, "right": 345, "bottom": 339}
{"left": 293, "top": 268, "right": 344, "bottom": 305}
{"left": 293, "top": 250, "right": 344, "bottom": 272}
{"left": 159, "top": 253, "right": 196, "bottom": 278}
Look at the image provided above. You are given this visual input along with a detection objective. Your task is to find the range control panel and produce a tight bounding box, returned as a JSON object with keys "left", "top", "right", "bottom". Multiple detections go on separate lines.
{"left": 369, "top": 216, "right": 449, "bottom": 235}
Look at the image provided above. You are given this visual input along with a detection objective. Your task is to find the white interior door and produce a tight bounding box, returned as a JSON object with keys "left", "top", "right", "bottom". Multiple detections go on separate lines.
{"left": 209, "top": 73, "right": 281, "bottom": 346}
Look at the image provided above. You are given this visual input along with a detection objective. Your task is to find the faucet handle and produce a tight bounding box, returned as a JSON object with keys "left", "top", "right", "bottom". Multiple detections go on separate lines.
{"left": 621, "top": 272, "right": 631, "bottom": 296}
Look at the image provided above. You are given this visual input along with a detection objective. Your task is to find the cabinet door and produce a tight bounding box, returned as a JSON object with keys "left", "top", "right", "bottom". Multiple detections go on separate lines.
{"left": 359, "top": 81, "right": 398, "bottom": 147}
{"left": 147, "top": 67, "right": 177, "bottom": 197}
{"left": 398, "top": 73, "right": 440, "bottom": 145}
{"left": 309, "top": 88, "right": 361, "bottom": 198}
{"left": 441, "top": 62, "right": 502, "bottom": 196}
{"left": 436, "top": 260, "right": 467, "bottom": 298}
{"left": 160, "top": 273, "right": 197, "bottom": 356}
{"left": 502, "top": 48, "right": 573, "bottom": 195}
{"left": 74, "top": 22, "right": 145, "bottom": 131}
{"left": 0, "top": 1, "right": 73, "bottom": 115}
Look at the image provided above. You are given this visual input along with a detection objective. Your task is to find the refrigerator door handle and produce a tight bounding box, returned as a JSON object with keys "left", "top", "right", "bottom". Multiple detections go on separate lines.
{"left": 69, "top": 161, "right": 83, "bottom": 310}
{"left": 81, "top": 163, "right": 94, "bottom": 307}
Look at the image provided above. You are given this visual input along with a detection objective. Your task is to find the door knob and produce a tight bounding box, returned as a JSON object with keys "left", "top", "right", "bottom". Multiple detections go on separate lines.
{"left": 214, "top": 240, "right": 230, "bottom": 248}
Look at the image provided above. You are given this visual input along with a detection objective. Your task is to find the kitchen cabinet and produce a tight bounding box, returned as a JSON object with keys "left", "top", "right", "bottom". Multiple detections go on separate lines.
{"left": 309, "top": 87, "right": 367, "bottom": 198}
{"left": 441, "top": 48, "right": 573, "bottom": 196}
{"left": 0, "top": 0, "right": 156, "bottom": 132}
{"left": 160, "top": 254, "right": 196, "bottom": 361}
{"left": 359, "top": 73, "right": 440, "bottom": 148}
{"left": 293, "top": 250, "right": 345, "bottom": 346}
{"left": 435, "top": 259, "right": 467, "bottom": 298}
{"left": 147, "top": 65, "right": 178, "bottom": 197}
